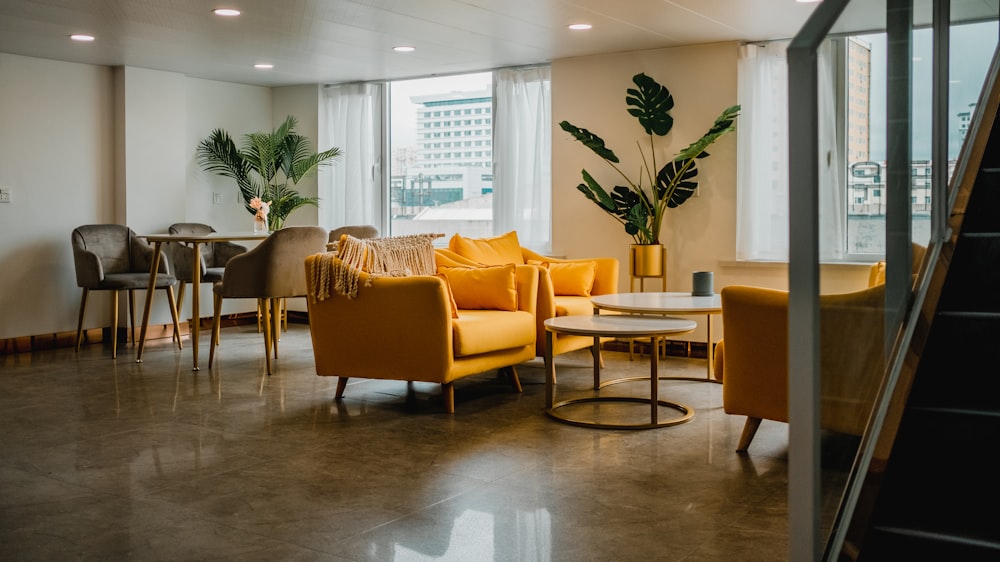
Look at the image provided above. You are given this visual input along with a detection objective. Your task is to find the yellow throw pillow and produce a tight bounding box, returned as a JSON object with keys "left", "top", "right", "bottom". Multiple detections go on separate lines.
{"left": 439, "top": 265, "right": 518, "bottom": 311}
{"left": 448, "top": 231, "right": 525, "bottom": 265}
{"left": 547, "top": 261, "right": 598, "bottom": 296}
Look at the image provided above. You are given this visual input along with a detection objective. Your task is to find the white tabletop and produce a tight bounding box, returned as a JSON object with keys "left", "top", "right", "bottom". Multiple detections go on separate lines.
{"left": 544, "top": 314, "right": 696, "bottom": 338}
{"left": 591, "top": 291, "right": 722, "bottom": 314}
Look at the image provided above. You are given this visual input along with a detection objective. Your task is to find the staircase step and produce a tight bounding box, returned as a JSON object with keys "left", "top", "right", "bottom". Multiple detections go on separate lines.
{"left": 861, "top": 527, "right": 1000, "bottom": 560}
{"left": 937, "top": 235, "right": 1000, "bottom": 312}
{"left": 868, "top": 408, "right": 1000, "bottom": 542}
{"left": 960, "top": 170, "right": 1000, "bottom": 232}
{"left": 909, "top": 311, "right": 1000, "bottom": 412}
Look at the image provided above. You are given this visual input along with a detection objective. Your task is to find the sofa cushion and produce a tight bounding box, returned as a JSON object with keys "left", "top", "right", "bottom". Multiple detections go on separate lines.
{"left": 439, "top": 264, "right": 518, "bottom": 311}
{"left": 452, "top": 310, "right": 535, "bottom": 357}
{"left": 548, "top": 261, "right": 597, "bottom": 296}
{"left": 554, "top": 295, "right": 594, "bottom": 317}
{"left": 448, "top": 231, "right": 525, "bottom": 265}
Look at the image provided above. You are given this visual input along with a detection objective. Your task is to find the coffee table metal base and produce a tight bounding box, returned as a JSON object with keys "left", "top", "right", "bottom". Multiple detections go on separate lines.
{"left": 547, "top": 395, "right": 693, "bottom": 429}
{"left": 544, "top": 315, "right": 697, "bottom": 430}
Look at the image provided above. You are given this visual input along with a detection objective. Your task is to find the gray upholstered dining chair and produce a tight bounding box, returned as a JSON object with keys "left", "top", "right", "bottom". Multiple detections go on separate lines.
{"left": 71, "top": 224, "right": 183, "bottom": 358}
{"left": 167, "top": 223, "right": 247, "bottom": 333}
{"left": 208, "top": 226, "right": 328, "bottom": 375}
{"left": 327, "top": 224, "right": 380, "bottom": 251}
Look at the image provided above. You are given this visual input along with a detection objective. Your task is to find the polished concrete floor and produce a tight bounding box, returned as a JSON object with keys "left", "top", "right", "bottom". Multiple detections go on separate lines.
{"left": 0, "top": 322, "right": 847, "bottom": 561}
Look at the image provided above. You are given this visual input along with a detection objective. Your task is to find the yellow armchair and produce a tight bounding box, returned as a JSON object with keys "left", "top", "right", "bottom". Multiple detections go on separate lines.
{"left": 304, "top": 254, "right": 539, "bottom": 413}
{"left": 714, "top": 284, "right": 886, "bottom": 452}
{"left": 437, "top": 231, "right": 620, "bottom": 359}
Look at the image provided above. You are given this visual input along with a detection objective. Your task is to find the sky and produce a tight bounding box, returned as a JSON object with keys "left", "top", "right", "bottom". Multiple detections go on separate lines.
{"left": 864, "top": 20, "right": 997, "bottom": 162}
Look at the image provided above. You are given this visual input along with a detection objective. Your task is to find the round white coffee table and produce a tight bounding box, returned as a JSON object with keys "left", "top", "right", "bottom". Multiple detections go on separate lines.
{"left": 591, "top": 292, "right": 722, "bottom": 383}
{"left": 544, "top": 314, "right": 697, "bottom": 429}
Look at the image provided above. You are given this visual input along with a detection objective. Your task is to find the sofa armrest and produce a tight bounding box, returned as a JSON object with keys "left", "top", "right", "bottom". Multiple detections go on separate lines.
{"left": 306, "top": 257, "right": 456, "bottom": 380}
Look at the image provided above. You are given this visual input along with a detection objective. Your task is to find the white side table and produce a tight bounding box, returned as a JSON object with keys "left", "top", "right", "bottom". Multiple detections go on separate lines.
{"left": 591, "top": 292, "right": 722, "bottom": 382}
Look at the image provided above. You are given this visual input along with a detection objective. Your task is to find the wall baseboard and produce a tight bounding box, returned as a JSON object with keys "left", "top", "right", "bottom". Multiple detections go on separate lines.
{"left": 0, "top": 311, "right": 309, "bottom": 356}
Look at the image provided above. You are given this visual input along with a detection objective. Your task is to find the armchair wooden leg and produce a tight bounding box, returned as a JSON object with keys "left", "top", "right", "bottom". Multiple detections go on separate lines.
{"left": 737, "top": 417, "right": 763, "bottom": 453}
{"left": 504, "top": 366, "right": 523, "bottom": 393}
{"left": 75, "top": 289, "right": 89, "bottom": 352}
{"left": 441, "top": 382, "right": 455, "bottom": 413}
{"left": 335, "top": 377, "right": 349, "bottom": 399}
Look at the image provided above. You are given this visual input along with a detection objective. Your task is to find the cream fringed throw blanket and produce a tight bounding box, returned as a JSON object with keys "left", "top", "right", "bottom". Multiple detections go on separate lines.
{"left": 309, "top": 233, "right": 442, "bottom": 301}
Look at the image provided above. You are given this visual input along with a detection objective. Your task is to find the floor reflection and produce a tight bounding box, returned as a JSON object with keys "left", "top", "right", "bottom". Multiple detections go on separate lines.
{"left": 0, "top": 323, "right": 824, "bottom": 561}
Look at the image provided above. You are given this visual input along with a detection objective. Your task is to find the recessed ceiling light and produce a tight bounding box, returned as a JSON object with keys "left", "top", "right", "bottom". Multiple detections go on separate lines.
{"left": 393, "top": 46, "right": 416, "bottom": 52}
{"left": 253, "top": 63, "right": 274, "bottom": 70}
{"left": 568, "top": 23, "right": 592, "bottom": 30}
{"left": 796, "top": 0, "right": 822, "bottom": 3}
{"left": 213, "top": 8, "right": 241, "bottom": 17}
{"left": 69, "top": 34, "right": 95, "bottom": 42}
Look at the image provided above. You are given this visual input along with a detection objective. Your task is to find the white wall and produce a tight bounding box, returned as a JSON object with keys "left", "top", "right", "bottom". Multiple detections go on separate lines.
{"left": 0, "top": 53, "right": 277, "bottom": 339}
{"left": 0, "top": 54, "right": 115, "bottom": 339}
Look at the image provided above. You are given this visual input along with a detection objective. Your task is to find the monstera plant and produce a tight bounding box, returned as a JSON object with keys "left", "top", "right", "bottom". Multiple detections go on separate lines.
{"left": 197, "top": 115, "right": 341, "bottom": 231}
{"left": 560, "top": 73, "right": 740, "bottom": 245}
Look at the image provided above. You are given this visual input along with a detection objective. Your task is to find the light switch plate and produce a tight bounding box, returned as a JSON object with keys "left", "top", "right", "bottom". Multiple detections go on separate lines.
{"left": 0, "top": 188, "right": 10, "bottom": 203}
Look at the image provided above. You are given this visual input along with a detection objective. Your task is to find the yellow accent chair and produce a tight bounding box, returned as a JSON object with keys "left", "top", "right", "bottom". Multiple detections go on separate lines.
{"left": 435, "top": 231, "right": 619, "bottom": 362}
{"left": 208, "top": 226, "right": 328, "bottom": 375}
{"left": 714, "top": 283, "right": 890, "bottom": 453}
{"left": 71, "top": 224, "right": 183, "bottom": 358}
{"left": 304, "top": 254, "right": 539, "bottom": 413}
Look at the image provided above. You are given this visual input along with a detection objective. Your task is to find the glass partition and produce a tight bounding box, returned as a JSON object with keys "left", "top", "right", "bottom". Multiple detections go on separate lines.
{"left": 786, "top": 1, "right": 998, "bottom": 559}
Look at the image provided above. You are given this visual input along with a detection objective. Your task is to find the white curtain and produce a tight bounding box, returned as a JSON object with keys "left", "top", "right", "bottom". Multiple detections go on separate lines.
{"left": 493, "top": 66, "right": 552, "bottom": 252}
{"left": 318, "top": 82, "right": 384, "bottom": 232}
{"left": 817, "top": 40, "right": 845, "bottom": 260}
{"left": 736, "top": 41, "right": 790, "bottom": 261}
{"left": 736, "top": 39, "right": 843, "bottom": 261}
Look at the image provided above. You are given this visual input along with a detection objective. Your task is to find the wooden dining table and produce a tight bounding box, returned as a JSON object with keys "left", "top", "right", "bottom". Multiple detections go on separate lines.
{"left": 136, "top": 231, "right": 270, "bottom": 370}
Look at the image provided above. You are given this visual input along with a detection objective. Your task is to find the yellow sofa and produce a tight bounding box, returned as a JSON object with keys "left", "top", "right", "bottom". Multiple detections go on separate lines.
{"left": 436, "top": 231, "right": 620, "bottom": 360}
{"left": 304, "top": 254, "right": 539, "bottom": 413}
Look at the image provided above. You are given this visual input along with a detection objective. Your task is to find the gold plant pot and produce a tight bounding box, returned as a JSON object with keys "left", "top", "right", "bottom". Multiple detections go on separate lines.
{"left": 630, "top": 244, "right": 665, "bottom": 278}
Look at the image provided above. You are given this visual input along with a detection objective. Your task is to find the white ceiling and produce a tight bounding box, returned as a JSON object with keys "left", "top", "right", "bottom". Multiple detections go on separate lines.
{"left": 0, "top": 0, "right": 996, "bottom": 87}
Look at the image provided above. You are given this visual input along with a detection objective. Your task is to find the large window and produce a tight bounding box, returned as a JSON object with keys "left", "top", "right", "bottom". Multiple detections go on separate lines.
{"left": 736, "top": 21, "right": 996, "bottom": 261}
{"left": 321, "top": 67, "right": 551, "bottom": 250}
{"left": 389, "top": 73, "right": 495, "bottom": 240}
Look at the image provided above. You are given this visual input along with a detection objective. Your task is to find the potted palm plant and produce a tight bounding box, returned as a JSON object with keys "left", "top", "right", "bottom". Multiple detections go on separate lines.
{"left": 196, "top": 115, "right": 341, "bottom": 231}
{"left": 560, "top": 73, "right": 739, "bottom": 277}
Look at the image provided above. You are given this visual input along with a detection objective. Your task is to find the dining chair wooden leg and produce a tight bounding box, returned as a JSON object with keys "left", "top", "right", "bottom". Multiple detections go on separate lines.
{"left": 128, "top": 289, "right": 136, "bottom": 346}
{"left": 165, "top": 285, "right": 183, "bottom": 350}
{"left": 209, "top": 292, "right": 222, "bottom": 368}
{"left": 111, "top": 290, "right": 120, "bottom": 359}
{"left": 261, "top": 298, "right": 273, "bottom": 376}
{"left": 173, "top": 282, "right": 187, "bottom": 344}
{"left": 75, "top": 289, "right": 90, "bottom": 352}
{"left": 269, "top": 297, "right": 280, "bottom": 358}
